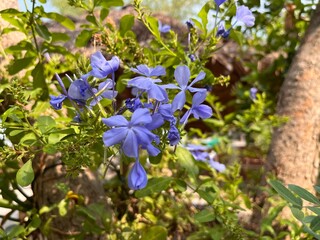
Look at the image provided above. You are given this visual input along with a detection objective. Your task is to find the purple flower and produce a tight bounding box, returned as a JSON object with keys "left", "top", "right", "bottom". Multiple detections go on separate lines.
{"left": 250, "top": 87, "right": 258, "bottom": 100}
{"left": 90, "top": 51, "right": 120, "bottom": 79}
{"left": 128, "top": 65, "right": 168, "bottom": 102}
{"left": 158, "top": 21, "right": 171, "bottom": 33}
{"left": 68, "top": 78, "right": 93, "bottom": 105}
{"left": 186, "top": 19, "right": 194, "bottom": 29}
{"left": 215, "top": 0, "right": 227, "bottom": 7}
{"left": 158, "top": 104, "right": 176, "bottom": 124}
{"left": 235, "top": 6, "right": 255, "bottom": 27}
{"left": 164, "top": 65, "right": 206, "bottom": 112}
{"left": 90, "top": 79, "right": 117, "bottom": 106}
{"left": 50, "top": 95, "right": 67, "bottom": 110}
{"left": 145, "top": 113, "right": 165, "bottom": 131}
{"left": 216, "top": 23, "right": 230, "bottom": 39}
{"left": 168, "top": 124, "right": 180, "bottom": 146}
{"left": 209, "top": 159, "right": 226, "bottom": 172}
{"left": 188, "top": 54, "right": 196, "bottom": 62}
{"left": 186, "top": 144, "right": 210, "bottom": 161}
{"left": 125, "top": 98, "right": 143, "bottom": 112}
{"left": 102, "top": 108, "right": 159, "bottom": 158}
{"left": 130, "top": 65, "right": 166, "bottom": 77}
{"left": 180, "top": 91, "right": 213, "bottom": 125}
{"left": 128, "top": 159, "right": 148, "bottom": 190}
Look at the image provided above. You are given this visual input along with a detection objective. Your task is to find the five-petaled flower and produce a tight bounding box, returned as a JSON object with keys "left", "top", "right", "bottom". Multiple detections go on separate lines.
{"left": 235, "top": 6, "right": 255, "bottom": 27}
{"left": 102, "top": 108, "right": 159, "bottom": 158}
{"left": 164, "top": 65, "right": 206, "bottom": 112}
{"left": 128, "top": 65, "right": 168, "bottom": 102}
{"left": 90, "top": 51, "right": 120, "bottom": 78}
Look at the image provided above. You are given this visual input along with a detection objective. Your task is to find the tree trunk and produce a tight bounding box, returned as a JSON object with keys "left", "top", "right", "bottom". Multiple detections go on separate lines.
{"left": 266, "top": 3, "right": 320, "bottom": 191}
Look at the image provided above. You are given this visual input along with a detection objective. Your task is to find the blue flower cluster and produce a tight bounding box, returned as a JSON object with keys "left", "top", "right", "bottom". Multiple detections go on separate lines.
{"left": 49, "top": 51, "right": 213, "bottom": 190}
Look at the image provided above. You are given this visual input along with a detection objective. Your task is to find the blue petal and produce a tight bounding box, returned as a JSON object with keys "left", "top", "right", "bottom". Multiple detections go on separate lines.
{"left": 179, "top": 109, "right": 191, "bottom": 125}
{"left": 162, "top": 83, "right": 180, "bottom": 90}
{"left": 122, "top": 130, "right": 139, "bottom": 158}
{"left": 145, "top": 113, "right": 164, "bottom": 130}
{"left": 133, "top": 126, "right": 158, "bottom": 145}
{"left": 192, "top": 105, "right": 213, "bottom": 119}
{"left": 128, "top": 159, "right": 148, "bottom": 190}
{"left": 192, "top": 91, "right": 207, "bottom": 106}
{"left": 131, "top": 65, "right": 151, "bottom": 76}
{"left": 188, "top": 87, "right": 207, "bottom": 93}
{"left": 168, "top": 125, "right": 180, "bottom": 146}
{"left": 174, "top": 65, "right": 190, "bottom": 88}
{"left": 150, "top": 65, "right": 166, "bottom": 76}
{"left": 171, "top": 91, "right": 186, "bottom": 112}
{"left": 68, "top": 79, "right": 93, "bottom": 101}
{"left": 90, "top": 53, "right": 120, "bottom": 78}
{"left": 209, "top": 159, "right": 226, "bottom": 172}
{"left": 236, "top": 6, "right": 255, "bottom": 27}
{"left": 128, "top": 76, "right": 153, "bottom": 90}
{"left": 49, "top": 95, "right": 67, "bottom": 110}
{"left": 103, "top": 127, "right": 128, "bottom": 146}
{"left": 145, "top": 144, "right": 160, "bottom": 156}
{"left": 102, "top": 115, "right": 128, "bottom": 127}
{"left": 148, "top": 85, "right": 168, "bottom": 102}
{"left": 130, "top": 108, "right": 152, "bottom": 125}
{"left": 189, "top": 71, "right": 206, "bottom": 87}
{"left": 215, "top": 0, "right": 226, "bottom": 7}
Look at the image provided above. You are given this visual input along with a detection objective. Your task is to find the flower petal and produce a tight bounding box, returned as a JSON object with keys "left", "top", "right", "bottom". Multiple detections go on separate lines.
{"left": 131, "top": 64, "right": 151, "bottom": 76}
{"left": 150, "top": 66, "right": 166, "bottom": 76}
{"left": 236, "top": 6, "right": 255, "bottom": 27}
{"left": 103, "top": 127, "right": 128, "bottom": 146}
{"left": 145, "top": 113, "right": 164, "bottom": 130}
{"left": 122, "top": 130, "right": 139, "bottom": 158}
{"left": 130, "top": 108, "right": 152, "bottom": 125}
{"left": 128, "top": 76, "right": 153, "bottom": 90}
{"left": 148, "top": 85, "right": 168, "bottom": 102}
{"left": 174, "top": 65, "right": 190, "bottom": 88}
{"left": 134, "top": 126, "right": 158, "bottom": 145}
{"left": 102, "top": 115, "right": 128, "bottom": 127}
{"left": 128, "top": 159, "right": 148, "bottom": 190}
{"left": 189, "top": 71, "right": 206, "bottom": 87}
{"left": 171, "top": 91, "right": 186, "bottom": 112}
{"left": 192, "top": 91, "right": 207, "bottom": 106}
{"left": 192, "top": 105, "right": 213, "bottom": 119}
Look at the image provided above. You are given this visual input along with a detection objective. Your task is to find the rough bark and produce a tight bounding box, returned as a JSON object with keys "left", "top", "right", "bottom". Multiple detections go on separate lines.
{"left": 266, "top": 3, "right": 320, "bottom": 191}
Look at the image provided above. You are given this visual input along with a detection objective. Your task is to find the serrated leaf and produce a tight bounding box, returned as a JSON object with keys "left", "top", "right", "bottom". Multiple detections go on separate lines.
{"left": 269, "top": 180, "right": 302, "bottom": 208}
{"left": 141, "top": 226, "right": 167, "bottom": 240}
{"left": 288, "top": 184, "right": 320, "bottom": 205}
{"left": 16, "top": 160, "right": 34, "bottom": 187}
{"left": 75, "top": 30, "right": 93, "bottom": 47}
{"left": 135, "top": 177, "right": 172, "bottom": 198}
{"left": 194, "top": 209, "right": 215, "bottom": 223}
{"left": 119, "top": 14, "right": 134, "bottom": 37}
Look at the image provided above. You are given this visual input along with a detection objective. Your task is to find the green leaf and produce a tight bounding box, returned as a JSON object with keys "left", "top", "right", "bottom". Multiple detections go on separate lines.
{"left": 146, "top": 16, "right": 160, "bottom": 39}
{"left": 38, "top": 0, "right": 47, "bottom": 3}
{"left": 230, "top": 30, "right": 244, "bottom": 47}
{"left": 197, "top": 189, "right": 216, "bottom": 204}
{"left": 311, "top": 216, "right": 320, "bottom": 232}
{"left": 100, "top": 8, "right": 109, "bottom": 21}
{"left": 20, "top": 132, "right": 38, "bottom": 146}
{"left": 149, "top": 152, "right": 162, "bottom": 164}
{"left": 36, "top": 116, "right": 56, "bottom": 134}
{"left": 119, "top": 14, "right": 134, "bottom": 37}
{"left": 8, "top": 57, "right": 35, "bottom": 75}
{"left": 98, "top": 0, "right": 124, "bottom": 8}
{"left": 58, "top": 199, "right": 68, "bottom": 216}
{"left": 32, "top": 63, "right": 49, "bottom": 99}
{"left": 290, "top": 207, "right": 304, "bottom": 221}
{"left": 35, "top": 24, "right": 52, "bottom": 41}
{"left": 44, "top": 12, "right": 75, "bottom": 30}
{"left": 288, "top": 184, "right": 320, "bottom": 205}
{"left": 16, "top": 160, "right": 34, "bottom": 187}
{"left": 75, "top": 30, "right": 93, "bottom": 47}
{"left": 197, "top": 2, "right": 210, "bottom": 35}
{"left": 141, "top": 226, "right": 167, "bottom": 240}
{"left": 135, "top": 177, "right": 172, "bottom": 198}
{"left": 175, "top": 146, "right": 199, "bottom": 180}
{"left": 269, "top": 180, "right": 302, "bottom": 208}
{"left": 51, "top": 32, "right": 70, "bottom": 42}
{"left": 307, "top": 206, "right": 320, "bottom": 216}
{"left": 7, "top": 225, "right": 25, "bottom": 238}
{"left": 194, "top": 209, "right": 215, "bottom": 223}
